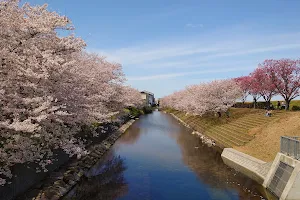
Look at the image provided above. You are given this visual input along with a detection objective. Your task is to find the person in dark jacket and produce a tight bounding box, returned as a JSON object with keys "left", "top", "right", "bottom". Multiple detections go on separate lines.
{"left": 277, "top": 101, "right": 281, "bottom": 110}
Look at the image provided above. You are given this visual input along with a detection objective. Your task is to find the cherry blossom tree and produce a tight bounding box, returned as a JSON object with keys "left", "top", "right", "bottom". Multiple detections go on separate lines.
{"left": 248, "top": 76, "right": 262, "bottom": 109}
{"left": 55, "top": 52, "right": 126, "bottom": 125}
{"left": 119, "top": 86, "right": 144, "bottom": 108}
{"left": 234, "top": 76, "right": 251, "bottom": 104}
{"left": 251, "top": 65, "right": 277, "bottom": 108}
{"left": 0, "top": 0, "right": 86, "bottom": 132}
{"left": 0, "top": 0, "right": 142, "bottom": 185}
{"left": 161, "top": 79, "right": 242, "bottom": 116}
{"left": 264, "top": 59, "right": 300, "bottom": 110}
{"left": 235, "top": 75, "right": 261, "bottom": 108}
{"left": 0, "top": 0, "right": 88, "bottom": 184}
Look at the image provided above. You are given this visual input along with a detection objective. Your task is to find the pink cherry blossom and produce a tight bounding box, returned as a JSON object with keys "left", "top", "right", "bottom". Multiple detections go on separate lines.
{"left": 235, "top": 75, "right": 261, "bottom": 108}
{"left": 251, "top": 64, "right": 277, "bottom": 107}
{"left": 0, "top": 0, "right": 142, "bottom": 185}
{"left": 161, "top": 79, "right": 242, "bottom": 116}
{"left": 262, "top": 59, "right": 300, "bottom": 110}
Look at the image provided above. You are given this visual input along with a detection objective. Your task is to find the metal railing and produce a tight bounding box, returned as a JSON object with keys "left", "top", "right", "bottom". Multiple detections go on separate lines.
{"left": 280, "top": 136, "right": 300, "bottom": 160}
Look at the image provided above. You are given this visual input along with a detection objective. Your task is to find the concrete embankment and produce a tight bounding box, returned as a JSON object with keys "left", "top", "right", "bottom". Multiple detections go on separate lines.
{"left": 19, "top": 119, "right": 135, "bottom": 200}
{"left": 221, "top": 148, "right": 272, "bottom": 184}
{"left": 222, "top": 149, "right": 300, "bottom": 200}
{"left": 263, "top": 153, "right": 300, "bottom": 200}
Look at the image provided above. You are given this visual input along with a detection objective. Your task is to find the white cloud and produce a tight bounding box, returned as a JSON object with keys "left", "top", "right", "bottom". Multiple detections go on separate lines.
{"left": 185, "top": 23, "right": 204, "bottom": 28}
{"left": 190, "top": 43, "right": 300, "bottom": 62}
{"left": 95, "top": 45, "right": 223, "bottom": 65}
{"left": 89, "top": 32, "right": 300, "bottom": 68}
{"left": 127, "top": 67, "right": 252, "bottom": 81}
{"left": 140, "top": 60, "right": 253, "bottom": 69}
{"left": 128, "top": 72, "right": 187, "bottom": 81}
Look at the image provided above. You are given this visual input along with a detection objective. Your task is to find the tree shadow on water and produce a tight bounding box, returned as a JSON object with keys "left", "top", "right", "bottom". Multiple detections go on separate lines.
{"left": 66, "top": 156, "right": 128, "bottom": 200}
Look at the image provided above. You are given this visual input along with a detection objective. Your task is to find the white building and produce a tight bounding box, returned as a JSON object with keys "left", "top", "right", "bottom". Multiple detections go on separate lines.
{"left": 140, "top": 91, "right": 155, "bottom": 106}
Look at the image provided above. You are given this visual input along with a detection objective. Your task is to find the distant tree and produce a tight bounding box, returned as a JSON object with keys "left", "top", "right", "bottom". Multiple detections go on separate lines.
{"left": 248, "top": 75, "right": 263, "bottom": 109}
{"left": 235, "top": 75, "right": 261, "bottom": 108}
{"left": 234, "top": 76, "right": 251, "bottom": 104}
{"left": 264, "top": 59, "right": 300, "bottom": 110}
{"left": 160, "top": 79, "right": 242, "bottom": 116}
{"left": 119, "top": 86, "right": 144, "bottom": 108}
{"left": 59, "top": 52, "right": 126, "bottom": 124}
{"left": 251, "top": 66, "right": 277, "bottom": 108}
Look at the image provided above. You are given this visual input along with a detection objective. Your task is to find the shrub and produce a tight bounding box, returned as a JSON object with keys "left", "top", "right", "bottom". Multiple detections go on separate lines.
{"left": 142, "top": 106, "right": 153, "bottom": 114}
{"left": 92, "top": 122, "right": 101, "bottom": 128}
{"left": 292, "top": 106, "right": 300, "bottom": 111}
{"left": 233, "top": 102, "right": 253, "bottom": 108}
{"left": 233, "top": 102, "right": 272, "bottom": 109}
{"left": 256, "top": 102, "right": 271, "bottom": 109}
{"left": 128, "top": 107, "right": 142, "bottom": 118}
{"left": 123, "top": 108, "right": 130, "bottom": 114}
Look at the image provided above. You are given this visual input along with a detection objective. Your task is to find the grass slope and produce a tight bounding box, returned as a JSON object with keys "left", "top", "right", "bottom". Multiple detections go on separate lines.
{"left": 167, "top": 108, "right": 297, "bottom": 161}
{"left": 235, "top": 112, "right": 300, "bottom": 162}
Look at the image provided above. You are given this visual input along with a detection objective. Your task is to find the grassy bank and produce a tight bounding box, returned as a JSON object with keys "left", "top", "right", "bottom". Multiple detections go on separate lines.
{"left": 166, "top": 108, "right": 299, "bottom": 161}
{"left": 271, "top": 100, "right": 300, "bottom": 108}
{"left": 165, "top": 107, "right": 264, "bottom": 129}
{"left": 235, "top": 112, "right": 300, "bottom": 162}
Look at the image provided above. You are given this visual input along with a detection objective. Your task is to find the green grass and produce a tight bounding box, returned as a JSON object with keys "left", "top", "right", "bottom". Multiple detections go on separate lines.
{"left": 270, "top": 100, "right": 300, "bottom": 109}
{"left": 241, "top": 100, "right": 300, "bottom": 110}
{"left": 165, "top": 108, "right": 285, "bottom": 148}
{"left": 290, "top": 100, "right": 300, "bottom": 107}
{"left": 165, "top": 108, "right": 264, "bottom": 129}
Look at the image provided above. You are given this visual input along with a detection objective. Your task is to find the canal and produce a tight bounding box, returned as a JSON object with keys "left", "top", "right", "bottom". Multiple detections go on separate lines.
{"left": 66, "top": 111, "right": 275, "bottom": 200}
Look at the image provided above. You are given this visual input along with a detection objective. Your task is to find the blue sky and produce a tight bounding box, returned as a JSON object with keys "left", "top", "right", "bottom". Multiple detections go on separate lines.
{"left": 28, "top": 0, "right": 300, "bottom": 98}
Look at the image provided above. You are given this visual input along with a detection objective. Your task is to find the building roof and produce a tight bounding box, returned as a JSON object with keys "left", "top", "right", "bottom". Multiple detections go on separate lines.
{"left": 140, "top": 90, "right": 154, "bottom": 96}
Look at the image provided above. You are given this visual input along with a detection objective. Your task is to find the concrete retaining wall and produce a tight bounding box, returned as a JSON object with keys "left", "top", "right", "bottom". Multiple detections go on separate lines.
{"left": 263, "top": 153, "right": 300, "bottom": 200}
{"left": 222, "top": 149, "right": 300, "bottom": 200}
{"left": 221, "top": 148, "right": 271, "bottom": 184}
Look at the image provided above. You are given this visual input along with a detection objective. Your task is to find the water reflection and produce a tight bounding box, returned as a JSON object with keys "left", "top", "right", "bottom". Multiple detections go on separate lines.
{"left": 176, "top": 131, "right": 267, "bottom": 199}
{"left": 66, "top": 154, "right": 127, "bottom": 200}
{"left": 165, "top": 112, "right": 277, "bottom": 200}
{"left": 120, "top": 126, "right": 142, "bottom": 145}
{"left": 72, "top": 111, "right": 276, "bottom": 200}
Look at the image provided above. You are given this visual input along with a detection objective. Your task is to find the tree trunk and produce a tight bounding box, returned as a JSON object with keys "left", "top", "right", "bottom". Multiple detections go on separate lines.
{"left": 266, "top": 100, "right": 271, "bottom": 109}
{"left": 253, "top": 98, "right": 257, "bottom": 109}
{"left": 285, "top": 99, "right": 290, "bottom": 111}
{"left": 217, "top": 111, "right": 221, "bottom": 118}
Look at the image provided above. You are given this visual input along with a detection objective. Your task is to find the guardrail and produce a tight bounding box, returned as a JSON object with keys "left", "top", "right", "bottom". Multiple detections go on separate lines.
{"left": 280, "top": 136, "right": 300, "bottom": 160}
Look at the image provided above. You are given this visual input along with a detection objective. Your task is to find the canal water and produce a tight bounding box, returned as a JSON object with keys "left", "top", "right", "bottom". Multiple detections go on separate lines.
{"left": 67, "top": 111, "right": 276, "bottom": 200}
